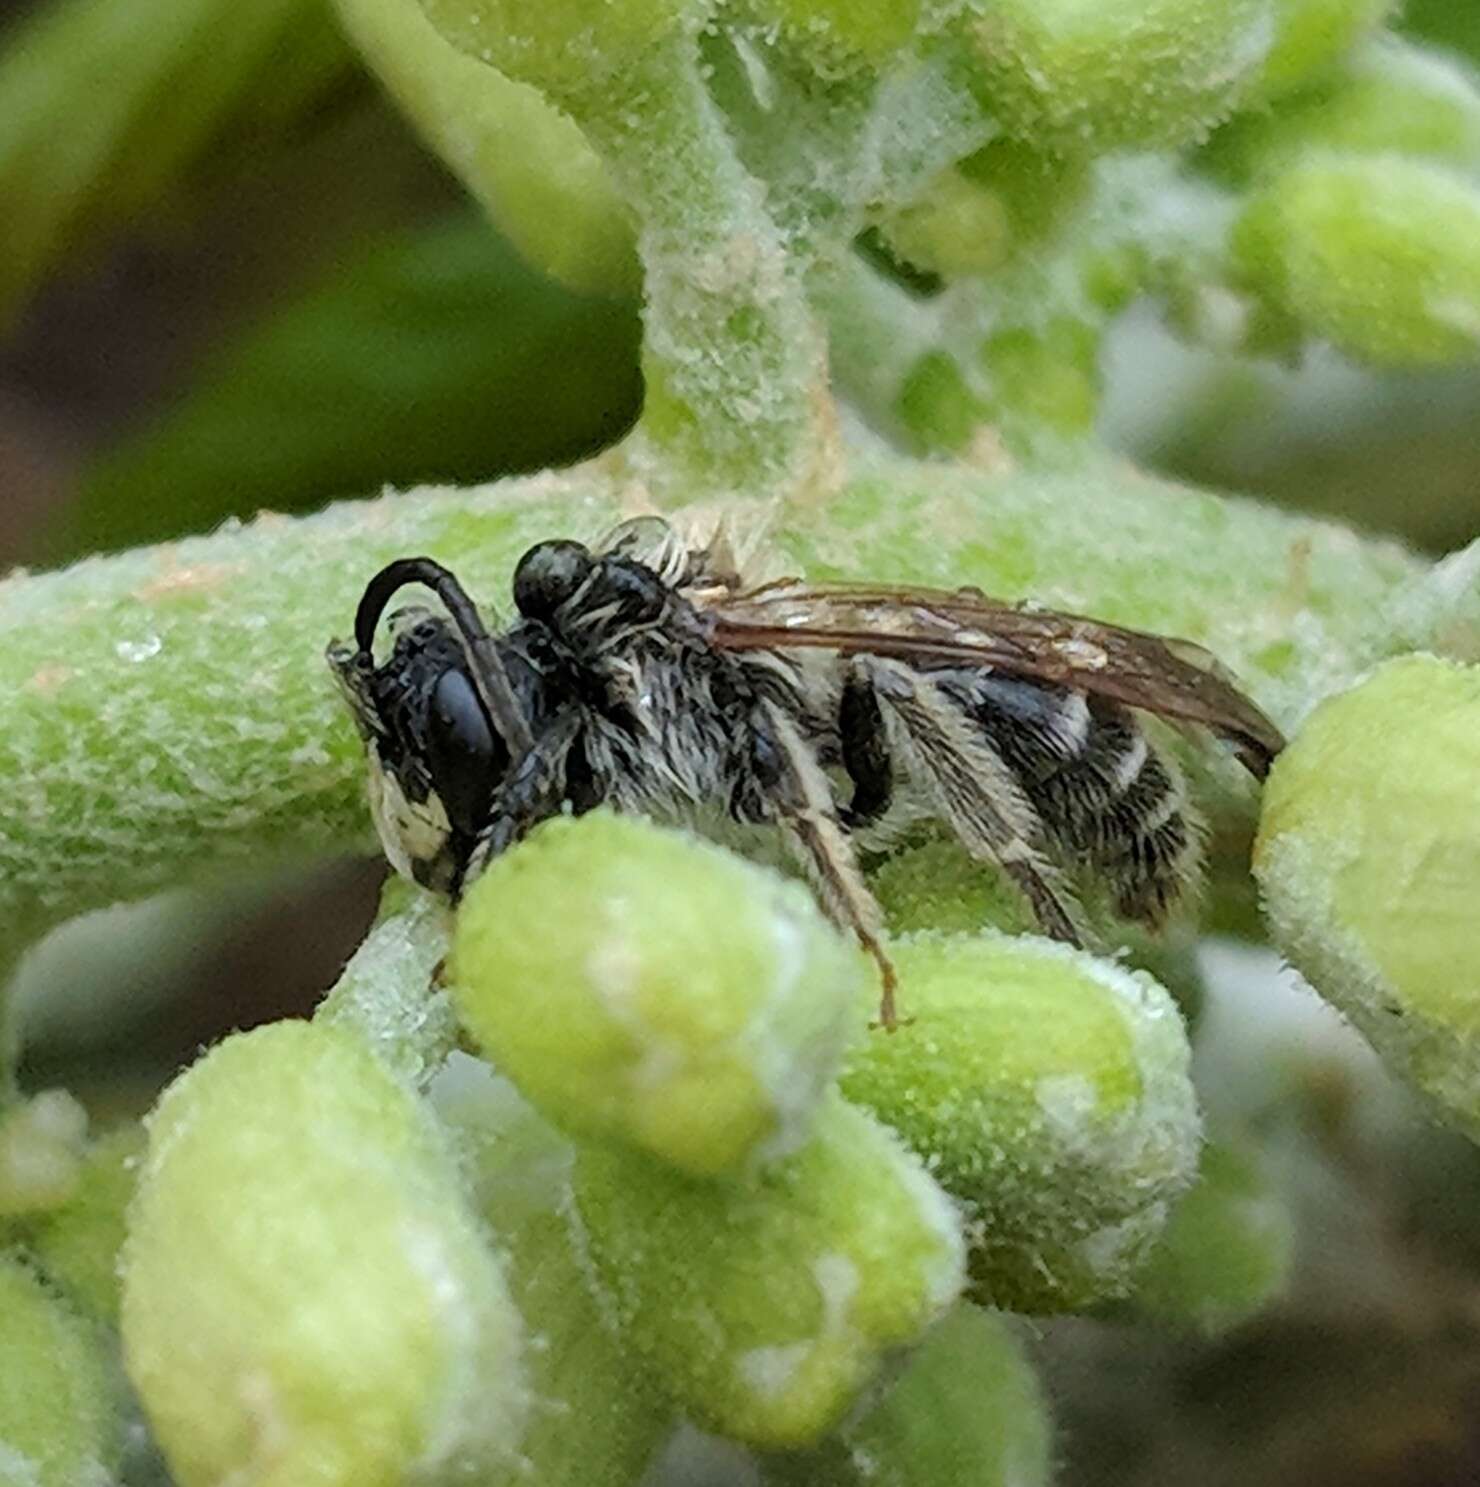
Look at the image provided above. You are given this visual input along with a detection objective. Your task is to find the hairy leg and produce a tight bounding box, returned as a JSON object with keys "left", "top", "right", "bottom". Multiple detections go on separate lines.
{"left": 456, "top": 711, "right": 584, "bottom": 896}
{"left": 862, "top": 658, "right": 1087, "bottom": 946}
{"left": 752, "top": 699, "right": 903, "bottom": 1030}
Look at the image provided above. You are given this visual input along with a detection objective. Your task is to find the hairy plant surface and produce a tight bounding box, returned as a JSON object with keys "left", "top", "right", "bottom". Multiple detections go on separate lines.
{"left": 2, "top": 0, "right": 1480, "bottom": 1483}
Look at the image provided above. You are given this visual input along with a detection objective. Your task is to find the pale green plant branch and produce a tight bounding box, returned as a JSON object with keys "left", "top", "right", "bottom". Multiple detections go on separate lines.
{"left": 315, "top": 878, "right": 458, "bottom": 1089}
{"left": 576, "top": 37, "right": 832, "bottom": 496}
{"left": 0, "top": 452, "right": 1452, "bottom": 1103}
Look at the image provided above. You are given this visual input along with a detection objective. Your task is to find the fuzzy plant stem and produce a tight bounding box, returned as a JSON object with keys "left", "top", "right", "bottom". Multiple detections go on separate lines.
{"left": 315, "top": 877, "right": 458, "bottom": 1088}
{"left": 0, "top": 456, "right": 1463, "bottom": 1096}
{"left": 574, "top": 38, "right": 832, "bottom": 498}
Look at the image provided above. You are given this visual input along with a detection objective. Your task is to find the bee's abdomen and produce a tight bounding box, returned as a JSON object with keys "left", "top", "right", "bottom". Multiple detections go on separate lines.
{"left": 1031, "top": 703, "right": 1198, "bottom": 925}
{"left": 958, "top": 675, "right": 1200, "bottom": 926}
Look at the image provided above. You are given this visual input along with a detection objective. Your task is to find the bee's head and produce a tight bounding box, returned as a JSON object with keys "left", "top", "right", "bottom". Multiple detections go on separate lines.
{"left": 328, "top": 558, "right": 537, "bottom": 897}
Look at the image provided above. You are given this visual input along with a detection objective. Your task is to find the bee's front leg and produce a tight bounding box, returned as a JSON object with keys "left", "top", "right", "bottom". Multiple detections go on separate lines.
{"left": 454, "top": 711, "right": 584, "bottom": 898}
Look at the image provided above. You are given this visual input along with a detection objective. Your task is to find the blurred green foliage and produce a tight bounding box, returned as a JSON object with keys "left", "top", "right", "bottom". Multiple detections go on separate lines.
{"left": 53, "top": 218, "right": 640, "bottom": 558}
{"left": 0, "top": 0, "right": 356, "bottom": 323}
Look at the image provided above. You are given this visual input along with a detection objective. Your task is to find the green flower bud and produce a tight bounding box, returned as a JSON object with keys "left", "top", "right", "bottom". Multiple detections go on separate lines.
{"left": 761, "top": 1304, "right": 1053, "bottom": 1487}
{"left": 1234, "top": 155, "right": 1480, "bottom": 366}
{"left": 883, "top": 168, "right": 1013, "bottom": 281}
{"left": 1133, "top": 1141, "right": 1294, "bottom": 1332}
{"left": 1256, "top": 0, "right": 1395, "bottom": 100}
{"left": 572, "top": 1091, "right": 965, "bottom": 1448}
{"left": 122, "top": 1020, "right": 527, "bottom": 1487}
{"left": 451, "top": 813, "right": 862, "bottom": 1179}
{"left": 840, "top": 934, "right": 1200, "bottom": 1312}
{"left": 965, "top": 0, "right": 1274, "bottom": 152}
{"left": 1254, "top": 654, "right": 1480, "bottom": 1142}
{"left": 896, "top": 351, "right": 989, "bottom": 456}
{"left": 416, "top": 0, "right": 702, "bottom": 108}
{"left": 433, "top": 1057, "right": 672, "bottom": 1487}
{"left": 334, "top": 0, "right": 637, "bottom": 297}
{"left": 0, "top": 1255, "right": 118, "bottom": 1487}
{"left": 882, "top": 143, "right": 1090, "bottom": 282}
{"left": 0, "top": 1089, "right": 87, "bottom": 1217}
{"left": 742, "top": 0, "right": 923, "bottom": 78}
{"left": 1208, "top": 38, "right": 1480, "bottom": 183}
{"left": 869, "top": 838, "right": 1206, "bottom": 1019}
{"left": 24, "top": 1125, "right": 142, "bottom": 1326}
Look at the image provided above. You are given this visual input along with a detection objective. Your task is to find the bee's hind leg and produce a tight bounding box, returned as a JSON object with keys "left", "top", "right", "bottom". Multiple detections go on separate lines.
{"left": 750, "top": 701, "right": 905, "bottom": 1031}
{"left": 859, "top": 658, "right": 1088, "bottom": 947}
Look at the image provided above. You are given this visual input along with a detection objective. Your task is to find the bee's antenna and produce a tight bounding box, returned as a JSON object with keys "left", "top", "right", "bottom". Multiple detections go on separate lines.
{"left": 354, "top": 557, "right": 535, "bottom": 755}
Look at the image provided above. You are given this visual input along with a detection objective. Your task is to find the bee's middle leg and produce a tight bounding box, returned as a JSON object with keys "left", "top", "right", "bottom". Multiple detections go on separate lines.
{"left": 838, "top": 664, "right": 894, "bottom": 830}
{"left": 750, "top": 700, "right": 904, "bottom": 1031}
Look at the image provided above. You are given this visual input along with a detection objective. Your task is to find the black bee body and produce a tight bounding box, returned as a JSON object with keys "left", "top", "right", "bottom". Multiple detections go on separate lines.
{"left": 945, "top": 672, "right": 1198, "bottom": 925}
{"left": 333, "top": 541, "right": 821, "bottom": 894}
{"left": 331, "top": 521, "right": 1281, "bottom": 1027}
{"left": 837, "top": 662, "right": 1198, "bottom": 929}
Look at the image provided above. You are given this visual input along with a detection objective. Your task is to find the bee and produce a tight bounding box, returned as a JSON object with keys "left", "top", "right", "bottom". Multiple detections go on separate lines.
{"left": 328, "top": 518, "right": 1284, "bottom": 1029}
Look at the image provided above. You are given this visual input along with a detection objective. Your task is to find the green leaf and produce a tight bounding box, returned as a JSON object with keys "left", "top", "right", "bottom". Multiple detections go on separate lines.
{"left": 55, "top": 215, "right": 641, "bottom": 557}
{"left": 0, "top": 0, "right": 356, "bottom": 321}
{"left": 1402, "top": 0, "right": 1480, "bottom": 63}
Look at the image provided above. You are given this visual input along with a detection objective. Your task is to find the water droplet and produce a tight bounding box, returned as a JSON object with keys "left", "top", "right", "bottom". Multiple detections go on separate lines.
{"left": 115, "top": 635, "right": 162, "bottom": 663}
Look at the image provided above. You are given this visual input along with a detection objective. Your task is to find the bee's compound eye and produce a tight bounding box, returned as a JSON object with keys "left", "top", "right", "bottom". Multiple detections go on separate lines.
{"left": 513, "top": 540, "right": 592, "bottom": 623}
{"left": 424, "top": 667, "right": 505, "bottom": 835}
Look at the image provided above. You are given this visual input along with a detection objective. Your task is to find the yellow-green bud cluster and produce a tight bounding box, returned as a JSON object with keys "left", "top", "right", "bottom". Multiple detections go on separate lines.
{"left": 841, "top": 934, "right": 1201, "bottom": 1312}
{"left": 451, "top": 813, "right": 964, "bottom": 1446}
{"left": 451, "top": 811, "right": 862, "bottom": 1178}
{"left": 0, "top": 1255, "right": 118, "bottom": 1487}
{"left": 122, "top": 1021, "right": 527, "bottom": 1487}
{"left": 1255, "top": 655, "right": 1480, "bottom": 1143}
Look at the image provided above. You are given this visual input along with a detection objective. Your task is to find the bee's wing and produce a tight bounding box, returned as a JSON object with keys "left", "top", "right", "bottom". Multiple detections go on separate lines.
{"left": 708, "top": 582, "right": 1286, "bottom": 779}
